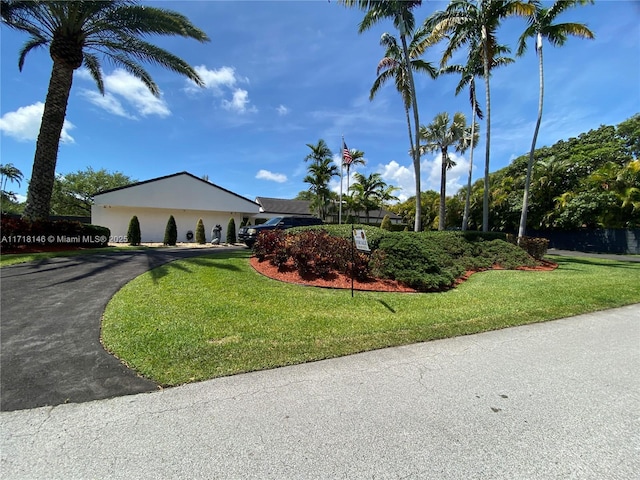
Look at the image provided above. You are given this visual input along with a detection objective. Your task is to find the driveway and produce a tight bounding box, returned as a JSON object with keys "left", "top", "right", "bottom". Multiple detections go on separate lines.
{"left": 0, "top": 247, "right": 241, "bottom": 412}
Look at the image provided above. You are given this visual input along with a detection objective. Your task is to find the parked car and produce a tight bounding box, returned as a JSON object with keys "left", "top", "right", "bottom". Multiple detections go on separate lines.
{"left": 238, "top": 216, "right": 324, "bottom": 248}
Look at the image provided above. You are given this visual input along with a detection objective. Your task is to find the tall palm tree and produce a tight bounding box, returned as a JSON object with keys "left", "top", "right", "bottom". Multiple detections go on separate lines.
{"left": 1, "top": 0, "right": 209, "bottom": 221}
{"left": 419, "top": 112, "right": 471, "bottom": 230}
{"left": 349, "top": 172, "right": 386, "bottom": 224}
{"left": 439, "top": 40, "right": 512, "bottom": 230}
{"left": 304, "top": 158, "right": 340, "bottom": 220}
{"left": 516, "top": 0, "right": 594, "bottom": 240}
{"left": 370, "top": 31, "right": 437, "bottom": 213}
{"left": 426, "top": 0, "right": 534, "bottom": 231}
{"left": 340, "top": 0, "right": 425, "bottom": 232}
{"left": 305, "top": 139, "right": 333, "bottom": 165}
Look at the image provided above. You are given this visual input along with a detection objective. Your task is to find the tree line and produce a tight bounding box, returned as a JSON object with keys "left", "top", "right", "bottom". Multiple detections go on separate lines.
{"left": 389, "top": 114, "right": 639, "bottom": 231}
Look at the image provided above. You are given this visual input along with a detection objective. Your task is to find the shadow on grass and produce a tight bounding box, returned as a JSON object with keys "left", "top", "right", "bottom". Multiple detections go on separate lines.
{"left": 0, "top": 246, "right": 248, "bottom": 286}
{"left": 553, "top": 256, "right": 640, "bottom": 271}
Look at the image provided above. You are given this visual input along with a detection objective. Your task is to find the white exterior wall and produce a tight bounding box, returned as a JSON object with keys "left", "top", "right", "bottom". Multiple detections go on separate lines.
{"left": 91, "top": 206, "right": 247, "bottom": 243}
{"left": 91, "top": 174, "right": 260, "bottom": 243}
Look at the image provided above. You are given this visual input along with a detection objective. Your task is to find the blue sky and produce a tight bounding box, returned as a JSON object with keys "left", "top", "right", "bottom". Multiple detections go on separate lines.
{"left": 1, "top": 0, "right": 639, "bottom": 204}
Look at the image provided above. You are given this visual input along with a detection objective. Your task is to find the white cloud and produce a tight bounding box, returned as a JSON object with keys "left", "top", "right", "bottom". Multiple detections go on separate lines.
{"left": 256, "top": 169, "right": 287, "bottom": 183}
{"left": 187, "top": 65, "right": 239, "bottom": 94}
{"left": 277, "top": 104, "right": 289, "bottom": 116}
{"left": 79, "top": 91, "right": 132, "bottom": 119}
{"left": 380, "top": 160, "right": 415, "bottom": 201}
{"left": 222, "top": 88, "right": 256, "bottom": 114}
{"left": 78, "top": 69, "right": 170, "bottom": 118}
{"left": 0, "top": 102, "right": 75, "bottom": 143}
{"left": 185, "top": 65, "right": 256, "bottom": 115}
{"left": 422, "top": 152, "right": 471, "bottom": 195}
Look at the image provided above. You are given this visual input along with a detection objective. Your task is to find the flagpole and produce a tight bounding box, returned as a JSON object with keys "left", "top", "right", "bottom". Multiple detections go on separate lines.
{"left": 339, "top": 135, "right": 344, "bottom": 225}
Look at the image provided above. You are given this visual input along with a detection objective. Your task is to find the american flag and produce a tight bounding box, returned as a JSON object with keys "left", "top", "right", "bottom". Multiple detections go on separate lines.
{"left": 342, "top": 140, "right": 352, "bottom": 165}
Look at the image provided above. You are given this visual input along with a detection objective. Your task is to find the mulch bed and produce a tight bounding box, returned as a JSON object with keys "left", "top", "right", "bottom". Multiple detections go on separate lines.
{"left": 250, "top": 256, "right": 558, "bottom": 293}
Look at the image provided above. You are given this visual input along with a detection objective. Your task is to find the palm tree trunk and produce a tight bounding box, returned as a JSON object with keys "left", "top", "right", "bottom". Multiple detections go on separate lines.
{"left": 518, "top": 33, "right": 544, "bottom": 241}
{"left": 482, "top": 26, "right": 491, "bottom": 233}
{"left": 439, "top": 147, "right": 448, "bottom": 231}
{"left": 23, "top": 61, "right": 74, "bottom": 220}
{"left": 400, "top": 33, "right": 422, "bottom": 232}
{"left": 462, "top": 96, "right": 476, "bottom": 231}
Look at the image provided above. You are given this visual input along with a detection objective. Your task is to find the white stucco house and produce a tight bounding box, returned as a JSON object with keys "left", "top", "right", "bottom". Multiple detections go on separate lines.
{"left": 91, "top": 172, "right": 260, "bottom": 243}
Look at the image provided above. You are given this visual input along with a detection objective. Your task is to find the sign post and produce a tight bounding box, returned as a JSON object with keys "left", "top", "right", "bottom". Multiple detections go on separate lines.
{"left": 351, "top": 226, "right": 370, "bottom": 297}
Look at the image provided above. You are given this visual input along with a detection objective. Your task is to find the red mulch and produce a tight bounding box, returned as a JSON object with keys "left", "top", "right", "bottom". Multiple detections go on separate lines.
{"left": 250, "top": 257, "right": 558, "bottom": 293}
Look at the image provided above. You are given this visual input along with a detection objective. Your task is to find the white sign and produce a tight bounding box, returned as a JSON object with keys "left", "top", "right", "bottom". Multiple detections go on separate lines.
{"left": 353, "top": 229, "right": 370, "bottom": 251}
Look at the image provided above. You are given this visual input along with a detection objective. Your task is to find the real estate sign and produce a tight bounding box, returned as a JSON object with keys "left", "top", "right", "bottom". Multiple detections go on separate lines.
{"left": 353, "top": 229, "right": 370, "bottom": 252}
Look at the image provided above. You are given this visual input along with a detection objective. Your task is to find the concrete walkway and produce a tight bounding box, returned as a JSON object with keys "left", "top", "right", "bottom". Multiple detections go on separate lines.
{"left": 2, "top": 305, "right": 638, "bottom": 479}
{"left": 0, "top": 247, "right": 241, "bottom": 411}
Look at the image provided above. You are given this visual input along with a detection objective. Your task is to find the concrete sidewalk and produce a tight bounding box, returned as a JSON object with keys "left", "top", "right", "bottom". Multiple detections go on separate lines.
{"left": 2, "top": 305, "right": 638, "bottom": 479}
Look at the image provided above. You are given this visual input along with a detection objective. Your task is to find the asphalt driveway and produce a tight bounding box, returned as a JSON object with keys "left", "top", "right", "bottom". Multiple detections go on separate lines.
{"left": 0, "top": 247, "right": 240, "bottom": 412}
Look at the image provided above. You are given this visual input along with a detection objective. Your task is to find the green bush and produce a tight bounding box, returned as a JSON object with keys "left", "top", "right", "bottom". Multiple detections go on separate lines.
{"left": 226, "top": 218, "right": 237, "bottom": 244}
{"left": 127, "top": 216, "right": 141, "bottom": 246}
{"left": 196, "top": 218, "right": 206, "bottom": 244}
{"left": 164, "top": 215, "right": 177, "bottom": 246}
{"left": 506, "top": 234, "right": 550, "bottom": 260}
{"left": 291, "top": 224, "right": 388, "bottom": 251}
{"left": 369, "top": 231, "right": 537, "bottom": 292}
{"left": 380, "top": 214, "right": 392, "bottom": 231}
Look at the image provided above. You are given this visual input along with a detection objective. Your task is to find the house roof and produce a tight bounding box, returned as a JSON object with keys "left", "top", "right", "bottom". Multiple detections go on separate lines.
{"left": 256, "top": 197, "right": 314, "bottom": 216}
{"left": 94, "top": 171, "right": 257, "bottom": 205}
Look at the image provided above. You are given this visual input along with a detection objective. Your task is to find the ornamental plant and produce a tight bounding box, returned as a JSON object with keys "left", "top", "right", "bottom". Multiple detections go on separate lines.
{"left": 127, "top": 215, "right": 141, "bottom": 246}
{"left": 226, "top": 217, "right": 236, "bottom": 244}
{"left": 164, "top": 215, "right": 177, "bottom": 246}
{"left": 195, "top": 218, "right": 206, "bottom": 244}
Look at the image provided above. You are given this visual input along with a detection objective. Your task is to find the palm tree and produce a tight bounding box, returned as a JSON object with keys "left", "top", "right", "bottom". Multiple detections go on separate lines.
{"left": 426, "top": 0, "right": 534, "bottom": 231}
{"left": 375, "top": 183, "right": 400, "bottom": 221}
{"left": 516, "top": 0, "right": 594, "bottom": 240}
{"left": 340, "top": 0, "right": 425, "bottom": 232}
{"left": 370, "top": 31, "right": 437, "bottom": 220}
{"left": 439, "top": 40, "right": 512, "bottom": 230}
{"left": 305, "top": 139, "right": 333, "bottom": 165}
{"left": 340, "top": 147, "right": 365, "bottom": 223}
{"left": 349, "top": 172, "right": 386, "bottom": 223}
{"left": 0, "top": 163, "right": 24, "bottom": 195}
{"left": 304, "top": 158, "right": 340, "bottom": 220}
{"left": 419, "top": 112, "right": 472, "bottom": 230}
{"left": 1, "top": 1, "right": 209, "bottom": 220}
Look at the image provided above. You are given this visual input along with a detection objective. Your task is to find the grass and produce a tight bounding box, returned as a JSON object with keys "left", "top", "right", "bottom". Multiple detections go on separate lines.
{"left": 101, "top": 250, "right": 640, "bottom": 386}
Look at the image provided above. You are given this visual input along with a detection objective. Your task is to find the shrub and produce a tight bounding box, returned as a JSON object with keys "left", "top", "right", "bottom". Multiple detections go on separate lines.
{"left": 253, "top": 229, "right": 286, "bottom": 262}
{"left": 517, "top": 236, "right": 549, "bottom": 260}
{"left": 196, "top": 218, "right": 206, "bottom": 244}
{"left": 226, "top": 218, "right": 236, "bottom": 244}
{"left": 369, "top": 231, "right": 538, "bottom": 292}
{"left": 127, "top": 216, "right": 141, "bottom": 246}
{"left": 380, "top": 214, "right": 392, "bottom": 231}
{"left": 164, "top": 215, "right": 177, "bottom": 246}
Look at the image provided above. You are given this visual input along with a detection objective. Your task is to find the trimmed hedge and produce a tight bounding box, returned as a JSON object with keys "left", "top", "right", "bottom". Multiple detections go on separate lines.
{"left": 196, "top": 218, "right": 206, "bottom": 244}
{"left": 0, "top": 215, "right": 110, "bottom": 251}
{"left": 127, "top": 216, "right": 141, "bottom": 246}
{"left": 164, "top": 215, "right": 177, "bottom": 246}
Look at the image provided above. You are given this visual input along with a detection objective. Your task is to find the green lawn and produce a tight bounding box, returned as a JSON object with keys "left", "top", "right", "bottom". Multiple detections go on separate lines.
{"left": 101, "top": 250, "right": 640, "bottom": 386}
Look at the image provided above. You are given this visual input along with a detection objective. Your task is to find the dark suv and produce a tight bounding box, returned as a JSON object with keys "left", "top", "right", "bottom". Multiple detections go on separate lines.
{"left": 238, "top": 216, "right": 324, "bottom": 248}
